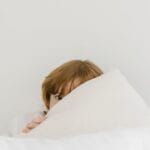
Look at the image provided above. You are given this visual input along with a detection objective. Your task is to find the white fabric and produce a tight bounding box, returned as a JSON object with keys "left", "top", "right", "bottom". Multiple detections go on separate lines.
{"left": 1, "top": 127, "right": 150, "bottom": 150}
{"left": 22, "top": 69, "right": 150, "bottom": 139}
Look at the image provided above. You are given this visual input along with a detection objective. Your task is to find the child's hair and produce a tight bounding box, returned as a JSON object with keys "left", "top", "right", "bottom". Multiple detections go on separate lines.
{"left": 42, "top": 60, "right": 103, "bottom": 109}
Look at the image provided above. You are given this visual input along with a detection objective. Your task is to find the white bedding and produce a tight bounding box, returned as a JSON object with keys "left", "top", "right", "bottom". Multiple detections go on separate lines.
{"left": 24, "top": 69, "right": 150, "bottom": 139}
{"left": 1, "top": 127, "right": 150, "bottom": 150}
{"left": 4, "top": 69, "right": 150, "bottom": 149}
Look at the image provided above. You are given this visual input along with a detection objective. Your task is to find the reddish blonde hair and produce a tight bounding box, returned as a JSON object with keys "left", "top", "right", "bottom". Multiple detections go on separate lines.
{"left": 42, "top": 60, "right": 103, "bottom": 109}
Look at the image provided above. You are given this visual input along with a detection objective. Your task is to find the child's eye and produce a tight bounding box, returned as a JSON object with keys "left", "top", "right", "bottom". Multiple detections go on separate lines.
{"left": 58, "top": 96, "right": 62, "bottom": 100}
{"left": 55, "top": 95, "right": 62, "bottom": 100}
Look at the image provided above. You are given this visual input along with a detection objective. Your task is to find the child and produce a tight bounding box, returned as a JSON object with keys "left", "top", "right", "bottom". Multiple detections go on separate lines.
{"left": 22, "top": 59, "right": 103, "bottom": 133}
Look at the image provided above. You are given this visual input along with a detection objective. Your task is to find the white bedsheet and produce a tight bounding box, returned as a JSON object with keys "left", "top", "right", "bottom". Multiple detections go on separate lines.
{"left": 1, "top": 127, "right": 150, "bottom": 150}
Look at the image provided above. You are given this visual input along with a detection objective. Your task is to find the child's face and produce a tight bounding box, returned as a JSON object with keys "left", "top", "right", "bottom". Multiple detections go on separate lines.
{"left": 49, "top": 78, "right": 81, "bottom": 109}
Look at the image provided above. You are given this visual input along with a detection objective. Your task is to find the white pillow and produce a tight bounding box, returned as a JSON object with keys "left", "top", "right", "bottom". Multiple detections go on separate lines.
{"left": 23, "top": 69, "right": 150, "bottom": 139}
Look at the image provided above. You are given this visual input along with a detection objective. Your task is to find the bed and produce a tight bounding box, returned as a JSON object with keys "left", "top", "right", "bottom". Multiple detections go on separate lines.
{"left": 1, "top": 69, "right": 150, "bottom": 150}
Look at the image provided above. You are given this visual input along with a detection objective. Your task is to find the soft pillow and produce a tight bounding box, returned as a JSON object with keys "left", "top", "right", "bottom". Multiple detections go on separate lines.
{"left": 23, "top": 69, "right": 150, "bottom": 139}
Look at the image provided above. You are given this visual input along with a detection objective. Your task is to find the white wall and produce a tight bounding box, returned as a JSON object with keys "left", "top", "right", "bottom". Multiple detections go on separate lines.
{"left": 0, "top": 0, "right": 150, "bottom": 134}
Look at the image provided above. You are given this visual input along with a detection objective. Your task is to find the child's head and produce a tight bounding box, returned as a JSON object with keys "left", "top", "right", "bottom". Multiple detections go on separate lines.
{"left": 42, "top": 60, "right": 103, "bottom": 110}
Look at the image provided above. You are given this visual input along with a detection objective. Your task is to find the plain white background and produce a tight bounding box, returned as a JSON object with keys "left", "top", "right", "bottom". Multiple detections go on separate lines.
{"left": 0, "top": 0, "right": 150, "bottom": 134}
